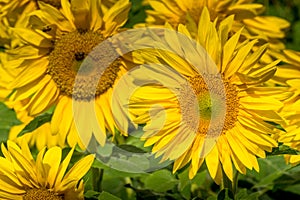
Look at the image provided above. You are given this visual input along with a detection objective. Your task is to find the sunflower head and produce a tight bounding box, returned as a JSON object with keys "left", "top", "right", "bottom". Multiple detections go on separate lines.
{"left": 0, "top": 140, "right": 94, "bottom": 199}
{"left": 4, "top": 0, "right": 132, "bottom": 148}
{"left": 124, "top": 7, "right": 283, "bottom": 183}
{"left": 270, "top": 49, "right": 300, "bottom": 165}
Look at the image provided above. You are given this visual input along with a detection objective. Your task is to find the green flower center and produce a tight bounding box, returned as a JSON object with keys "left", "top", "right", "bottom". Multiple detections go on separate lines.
{"left": 197, "top": 92, "right": 224, "bottom": 120}
{"left": 181, "top": 74, "right": 239, "bottom": 137}
{"left": 47, "top": 31, "right": 121, "bottom": 101}
{"left": 23, "top": 188, "right": 63, "bottom": 200}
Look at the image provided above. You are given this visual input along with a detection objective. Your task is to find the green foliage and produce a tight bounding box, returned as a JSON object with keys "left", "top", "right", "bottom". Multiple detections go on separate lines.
{"left": 143, "top": 169, "right": 178, "bottom": 192}
{"left": 98, "top": 191, "right": 121, "bottom": 200}
{"left": 0, "top": 102, "right": 21, "bottom": 143}
{"left": 18, "top": 113, "right": 52, "bottom": 137}
{"left": 124, "top": 0, "right": 150, "bottom": 28}
{"left": 238, "top": 156, "right": 300, "bottom": 199}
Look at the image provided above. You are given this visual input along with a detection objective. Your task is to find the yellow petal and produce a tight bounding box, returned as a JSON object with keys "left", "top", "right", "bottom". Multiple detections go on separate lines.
{"left": 43, "top": 147, "right": 62, "bottom": 188}
{"left": 8, "top": 148, "right": 38, "bottom": 187}
{"left": 25, "top": 77, "right": 59, "bottom": 116}
{"left": 222, "top": 28, "right": 243, "bottom": 73}
{"left": 205, "top": 145, "right": 219, "bottom": 180}
{"left": 12, "top": 28, "right": 52, "bottom": 48}
{"left": 226, "top": 131, "right": 252, "bottom": 169}
{"left": 12, "top": 58, "right": 48, "bottom": 89}
{"left": 225, "top": 40, "right": 257, "bottom": 78}
{"left": 54, "top": 147, "right": 75, "bottom": 188}
{"left": 59, "top": 154, "right": 95, "bottom": 191}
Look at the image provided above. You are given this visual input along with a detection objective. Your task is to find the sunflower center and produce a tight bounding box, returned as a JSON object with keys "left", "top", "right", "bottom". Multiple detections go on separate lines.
{"left": 39, "top": 0, "right": 62, "bottom": 8}
{"left": 181, "top": 74, "right": 239, "bottom": 137}
{"left": 47, "top": 30, "right": 121, "bottom": 101}
{"left": 23, "top": 188, "right": 63, "bottom": 200}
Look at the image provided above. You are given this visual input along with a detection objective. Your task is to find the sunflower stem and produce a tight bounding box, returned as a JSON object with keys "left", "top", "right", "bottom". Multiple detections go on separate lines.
{"left": 92, "top": 168, "right": 104, "bottom": 192}
{"left": 232, "top": 171, "right": 239, "bottom": 195}
{"left": 221, "top": 167, "right": 233, "bottom": 192}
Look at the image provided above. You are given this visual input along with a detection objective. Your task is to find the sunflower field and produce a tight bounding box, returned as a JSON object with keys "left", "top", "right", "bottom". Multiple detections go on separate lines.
{"left": 1, "top": 0, "right": 300, "bottom": 199}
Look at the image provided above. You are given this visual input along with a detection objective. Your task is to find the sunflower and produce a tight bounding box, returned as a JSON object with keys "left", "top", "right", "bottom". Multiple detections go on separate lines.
{"left": 124, "top": 8, "right": 284, "bottom": 183}
{"left": 1, "top": 51, "right": 59, "bottom": 149}
{"left": 141, "top": 0, "right": 289, "bottom": 63}
{"left": 5, "top": 0, "right": 131, "bottom": 148}
{"left": 0, "top": 0, "right": 71, "bottom": 48}
{"left": 0, "top": 53, "right": 12, "bottom": 100}
{"left": 271, "top": 49, "right": 300, "bottom": 165}
{"left": 0, "top": 139, "right": 94, "bottom": 199}
{"left": 0, "top": 0, "right": 35, "bottom": 48}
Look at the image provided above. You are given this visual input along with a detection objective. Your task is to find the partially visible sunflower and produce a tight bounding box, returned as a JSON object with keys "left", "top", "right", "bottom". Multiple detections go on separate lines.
{"left": 0, "top": 53, "right": 12, "bottom": 100}
{"left": 0, "top": 0, "right": 67, "bottom": 48}
{"left": 271, "top": 50, "right": 300, "bottom": 165}
{"left": 126, "top": 8, "right": 283, "bottom": 182}
{"left": 5, "top": 0, "right": 131, "bottom": 148}
{"left": 0, "top": 0, "right": 35, "bottom": 48}
{"left": 0, "top": 140, "right": 95, "bottom": 199}
{"left": 141, "top": 0, "right": 289, "bottom": 63}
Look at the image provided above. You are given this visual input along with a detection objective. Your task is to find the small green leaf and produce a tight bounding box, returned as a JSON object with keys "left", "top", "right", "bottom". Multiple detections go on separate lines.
{"left": 217, "top": 189, "right": 234, "bottom": 200}
{"left": 0, "top": 102, "right": 22, "bottom": 142}
{"left": 280, "top": 184, "right": 300, "bottom": 195}
{"left": 267, "top": 144, "right": 300, "bottom": 156}
{"left": 98, "top": 191, "right": 121, "bottom": 200}
{"left": 18, "top": 113, "right": 52, "bottom": 137}
{"left": 84, "top": 190, "right": 101, "bottom": 198}
{"left": 235, "top": 189, "right": 248, "bottom": 199}
{"left": 124, "top": 0, "right": 149, "bottom": 28}
{"left": 118, "top": 144, "right": 147, "bottom": 153}
{"left": 144, "top": 169, "right": 178, "bottom": 192}
{"left": 236, "top": 189, "right": 261, "bottom": 200}
{"left": 125, "top": 184, "right": 161, "bottom": 200}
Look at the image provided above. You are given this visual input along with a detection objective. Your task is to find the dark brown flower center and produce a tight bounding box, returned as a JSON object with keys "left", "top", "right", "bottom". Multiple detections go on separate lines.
{"left": 47, "top": 31, "right": 121, "bottom": 101}
{"left": 23, "top": 188, "right": 63, "bottom": 200}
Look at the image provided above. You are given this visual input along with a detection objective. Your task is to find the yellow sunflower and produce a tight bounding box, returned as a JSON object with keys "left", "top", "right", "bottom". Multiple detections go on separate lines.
{"left": 0, "top": 140, "right": 95, "bottom": 199}
{"left": 271, "top": 49, "right": 300, "bottom": 165}
{"left": 0, "top": 0, "right": 74, "bottom": 48}
{"left": 126, "top": 8, "right": 283, "bottom": 183}
{"left": 0, "top": 53, "right": 12, "bottom": 100}
{"left": 5, "top": 0, "right": 131, "bottom": 148}
{"left": 0, "top": 0, "right": 35, "bottom": 48}
{"left": 141, "top": 0, "right": 289, "bottom": 63}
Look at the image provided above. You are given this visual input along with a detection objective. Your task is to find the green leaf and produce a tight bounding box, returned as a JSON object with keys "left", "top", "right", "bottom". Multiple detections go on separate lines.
{"left": 235, "top": 189, "right": 261, "bottom": 200}
{"left": 124, "top": 184, "right": 161, "bottom": 200}
{"left": 18, "top": 113, "right": 52, "bottom": 137}
{"left": 0, "top": 102, "right": 22, "bottom": 142}
{"left": 178, "top": 168, "right": 207, "bottom": 199}
{"left": 178, "top": 168, "right": 192, "bottom": 199}
{"left": 267, "top": 144, "right": 300, "bottom": 156}
{"left": 118, "top": 144, "right": 147, "bottom": 153}
{"left": 84, "top": 190, "right": 101, "bottom": 198}
{"left": 124, "top": 0, "right": 150, "bottom": 28}
{"left": 98, "top": 191, "right": 121, "bottom": 200}
{"left": 280, "top": 184, "right": 300, "bottom": 195}
{"left": 217, "top": 189, "right": 234, "bottom": 200}
{"left": 144, "top": 169, "right": 178, "bottom": 192}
